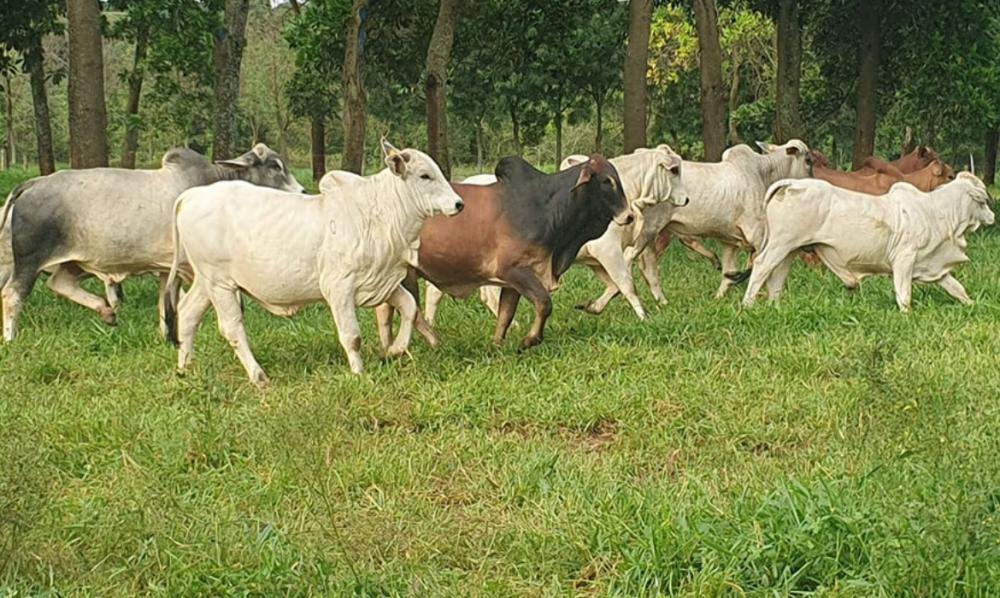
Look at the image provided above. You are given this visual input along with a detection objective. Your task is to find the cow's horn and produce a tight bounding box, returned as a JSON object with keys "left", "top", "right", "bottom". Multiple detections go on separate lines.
{"left": 969, "top": 153, "right": 975, "bottom": 175}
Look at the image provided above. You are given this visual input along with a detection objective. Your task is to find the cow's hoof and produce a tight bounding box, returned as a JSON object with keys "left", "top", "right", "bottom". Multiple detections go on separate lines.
{"left": 574, "top": 303, "right": 601, "bottom": 315}
{"left": 253, "top": 376, "right": 270, "bottom": 390}
{"left": 99, "top": 309, "right": 117, "bottom": 326}
{"left": 518, "top": 336, "right": 542, "bottom": 351}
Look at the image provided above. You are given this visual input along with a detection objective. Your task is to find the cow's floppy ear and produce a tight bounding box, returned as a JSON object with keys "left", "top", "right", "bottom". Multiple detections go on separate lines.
{"left": 918, "top": 145, "right": 929, "bottom": 158}
{"left": 571, "top": 165, "right": 593, "bottom": 191}
{"left": 785, "top": 145, "right": 801, "bottom": 156}
{"left": 216, "top": 149, "right": 259, "bottom": 169}
{"left": 381, "top": 138, "right": 408, "bottom": 177}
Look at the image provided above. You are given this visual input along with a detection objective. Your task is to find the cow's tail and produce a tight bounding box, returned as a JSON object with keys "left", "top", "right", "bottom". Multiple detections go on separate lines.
{"left": 163, "top": 195, "right": 186, "bottom": 347}
{"left": 0, "top": 180, "right": 31, "bottom": 239}
{"left": 725, "top": 181, "right": 794, "bottom": 285}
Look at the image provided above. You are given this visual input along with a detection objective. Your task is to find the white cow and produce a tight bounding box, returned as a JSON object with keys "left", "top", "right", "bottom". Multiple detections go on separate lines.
{"left": 743, "top": 173, "right": 994, "bottom": 311}
{"left": 163, "top": 139, "right": 463, "bottom": 385}
{"left": 425, "top": 146, "right": 689, "bottom": 323}
{"left": 641, "top": 140, "right": 813, "bottom": 299}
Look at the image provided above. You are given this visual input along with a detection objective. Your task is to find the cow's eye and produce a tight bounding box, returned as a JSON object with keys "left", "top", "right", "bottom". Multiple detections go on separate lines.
{"left": 670, "top": 166, "right": 680, "bottom": 176}
{"left": 420, "top": 174, "right": 432, "bottom": 180}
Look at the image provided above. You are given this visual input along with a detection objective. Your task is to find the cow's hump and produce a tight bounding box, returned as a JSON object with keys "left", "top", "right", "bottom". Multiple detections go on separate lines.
{"left": 495, "top": 156, "right": 545, "bottom": 184}
{"left": 161, "top": 147, "right": 210, "bottom": 170}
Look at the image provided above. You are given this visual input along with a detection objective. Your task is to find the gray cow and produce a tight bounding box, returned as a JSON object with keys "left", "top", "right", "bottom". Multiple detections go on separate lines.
{"left": 0, "top": 143, "right": 304, "bottom": 341}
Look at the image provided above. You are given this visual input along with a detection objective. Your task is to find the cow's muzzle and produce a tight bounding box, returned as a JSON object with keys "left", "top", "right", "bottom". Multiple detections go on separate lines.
{"left": 672, "top": 196, "right": 690, "bottom": 207}
{"left": 451, "top": 200, "right": 465, "bottom": 215}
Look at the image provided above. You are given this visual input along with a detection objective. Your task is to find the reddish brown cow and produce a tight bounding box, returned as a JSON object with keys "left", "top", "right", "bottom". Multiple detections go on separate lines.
{"left": 377, "top": 155, "right": 631, "bottom": 350}
{"left": 815, "top": 159, "right": 954, "bottom": 195}
{"left": 856, "top": 145, "right": 939, "bottom": 174}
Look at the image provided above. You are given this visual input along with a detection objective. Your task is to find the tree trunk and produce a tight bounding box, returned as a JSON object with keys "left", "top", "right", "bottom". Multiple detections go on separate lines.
{"left": 342, "top": 0, "right": 368, "bottom": 174}
{"left": 67, "top": 0, "right": 108, "bottom": 168}
{"left": 311, "top": 117, "right": 326, "bottom": 182}
{"left": 3, "top": 75, "right": 13, "bottom": 170}
{"left": 693, "top": 0, "right": 727, "bottom": 161}
{"left": 554, "top": 109, "right": 562, "bottom": 167}
{"left": 852, "top": 0, "right": 880, "bottom": 169}
{"left": 727, "top": 57, "right": 742, "bottom": 145}
{"left": 774, "top": 0, "right": 802, "bottom": 143}
{"left": 475, "top": 118, "right": 483, "bottom": 172}
{"left": 212, "top": 0, "right": 250, "bottom": 161}
{"left": 985, "top": 124, "right": 998, "bottom": 186}
{"left": 509, "top": 102, "right": 522, "bottom": 156}
{"left": 623, "top": 0, "right": 653, "bottom": 153}
{"left": 595, "top": 98, "right": 604, "bottom": 154}
{"left": 25, "top": 39, "right": 55, "bottom": 175}
{"left": 425, "top": 0, "right": 461, "bottom": 180}
{"left": 120, "top": 28, "right": 148, "bottom": 169}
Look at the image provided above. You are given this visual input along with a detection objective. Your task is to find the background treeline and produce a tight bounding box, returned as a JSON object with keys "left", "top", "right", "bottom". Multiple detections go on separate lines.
{"left": 0, "top": 0, "right": 998, "bottom": 184}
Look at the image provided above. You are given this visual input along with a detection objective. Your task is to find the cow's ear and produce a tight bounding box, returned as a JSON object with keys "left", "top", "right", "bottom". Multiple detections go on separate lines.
{"left": 385, "top": 152, "right": 407, "bottom": 177}
{"left": 755, "top": 141, "right": 773, "bottom": 153}
{"left": 918, "top": 145, "right": 929, "bottom": 158}
{"left": 216, "top": 149, "right": 259, "bottom": 169}
{"left": 571, "top": 165, "right": 593, "bottom": 191}
{"left": 785, "top": 145, "right": 801, "bottom": 156}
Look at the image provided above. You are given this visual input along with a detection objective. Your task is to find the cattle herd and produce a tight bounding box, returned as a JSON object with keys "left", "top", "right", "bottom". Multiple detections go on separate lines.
{"left": 0, "top": 135, "right": 994, "bottom": 386}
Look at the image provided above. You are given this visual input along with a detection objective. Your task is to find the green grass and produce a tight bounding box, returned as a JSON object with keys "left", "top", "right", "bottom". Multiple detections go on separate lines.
{"left": 3, "top": 170, "right": 1000, "bottom": 596}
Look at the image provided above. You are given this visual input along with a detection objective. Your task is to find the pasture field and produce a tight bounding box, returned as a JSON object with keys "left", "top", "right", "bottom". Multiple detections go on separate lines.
{"left": 3, "top": 167, "right": 1000, "bottom": 596}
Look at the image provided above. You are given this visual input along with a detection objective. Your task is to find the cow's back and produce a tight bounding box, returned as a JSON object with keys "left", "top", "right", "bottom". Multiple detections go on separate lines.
{"left": 11, "top": 166, "right": 194, "bottom": 273}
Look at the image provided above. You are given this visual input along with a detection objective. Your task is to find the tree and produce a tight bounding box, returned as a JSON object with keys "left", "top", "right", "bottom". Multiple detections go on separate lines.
{"left": 0, "top": 0, "right": 61, "bottom": 174}
{"left": 623, "top": 0, "right": 653, "bottom": 153}
{"left": 693, "top": 0, "right": 727, "bottom": 160}
{"left": 574, "top": 2, "right": 627, "bottom": 156}
{"left": 67, "top": 0, "right": 108, "bottom": 168}
{"left": 341, "top": 0, "right": 367, "bottom": 173}
{"left": 773, "top": 0, "right": 802, "bottom": 142}
{"left": 425, "top": 0, "right": 461, "bottom": 179}
{"left": 212, "top": 0, "right": 250, "bottom": 160}
{"left": 852, "top": 0, "right": 879, "bottom": 168}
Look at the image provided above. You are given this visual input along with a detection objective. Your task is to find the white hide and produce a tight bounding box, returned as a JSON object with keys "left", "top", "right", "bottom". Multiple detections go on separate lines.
{"left": 168, "top": 144, "right": 462, "bottom": 384}
{"left": 654, "top": 139, "right": 813, "bottom": 299}
{"left": 743, "top": 172, "right": 995, "bottom": 311}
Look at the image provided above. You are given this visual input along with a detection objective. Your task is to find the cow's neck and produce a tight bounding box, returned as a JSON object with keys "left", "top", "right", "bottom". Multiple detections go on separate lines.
{"left": 543, "top": 190, "right": 607, "bottom": 278}
{"left": 203, "top": 163, "right": 250, "bottom": 186}
{"left": 365, "top": 170, "right": 430, "bottom": 247}
{"left": 758, "top": 152, "right": 793, "bottom": 186}
{"left": 928, "top": 185, "right": 975, "bottom": 238}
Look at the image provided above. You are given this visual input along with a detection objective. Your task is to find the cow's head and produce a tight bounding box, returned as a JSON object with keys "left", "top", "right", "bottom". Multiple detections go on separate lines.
{"left": 756, "top": 139, "right": 813, "bottom": 178}
{"left": 217, "top": 143, "right": 305, "bottom": 193}
{"left": 953, "top": 172, "right": 995, "bottom": 230}
{"left": 571, "top": 155, "right": 632, "bottom": 226}
{"left": 380, "top": 138, "right": 463, "bottom": 217}
{"left": 930, "top": 160, "right": 956, "bottom": 187}
{"left": 644, "top": 144, "right": 688, "bottom": 208}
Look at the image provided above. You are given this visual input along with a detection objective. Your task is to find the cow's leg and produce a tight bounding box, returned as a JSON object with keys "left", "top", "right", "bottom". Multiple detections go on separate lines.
{"left": 105, "top": 280, "right": 124, "bottom": 310}
{"left": 424, "top": 283, "right": 444, "bottom": 326}
{"left": 155, "top": 273, "right": 171, "bottom": 338}
{"left": 375, "top": 303, "right": 395, "bottom": 350}
{"left": 325, "top": 290, "right": 365, "bottom": 375}
{"left": 493, "top": 287, "right": 521, "bottom": 345}
{"left": 1, "top": 265, "right": 40, "bottom": 342}
{"left": 401, "top": 270, "right": 439, "bottom": 348}
{"left": 502, "top": 268, "right": 552, "bottom": 350}
{"left": 937, "top": 274, "right": 973, "bottom": 305}
{"left": 715, "top": 243, "right": 742, "bottom": 298}
{"left": 176, "top": 280, "right": 213, "bottom": 372}
{"left": 638, "top": 249, "right": 667, "bottom": 305}
{"left": 384, "top": 285, "right": 417, "bottom": 358}
{"left": 588, "top": 244, "right": 645, "bottom": 319}
{"left": 681, "top": 237, "right": 722, "bottom": 270}
{"left": 765, "top": 252, "right": 798, "bottom": 302}
{"left": 891, "top": 253, "right": 916, "bottom": 313}
{"left": 578, "top": 265, "right": 620, "bottom": 316}
{"left": 742, "top": 246, "right": 792, "bottom": 306}
{"left": 45, "top": 263, "right": 116, "bottom": 325}
{"left": 211, "top": 286, "right": 267, "bottom": 385}
{"left": 480, "top": 286, "right": 502, "bottom": 318}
